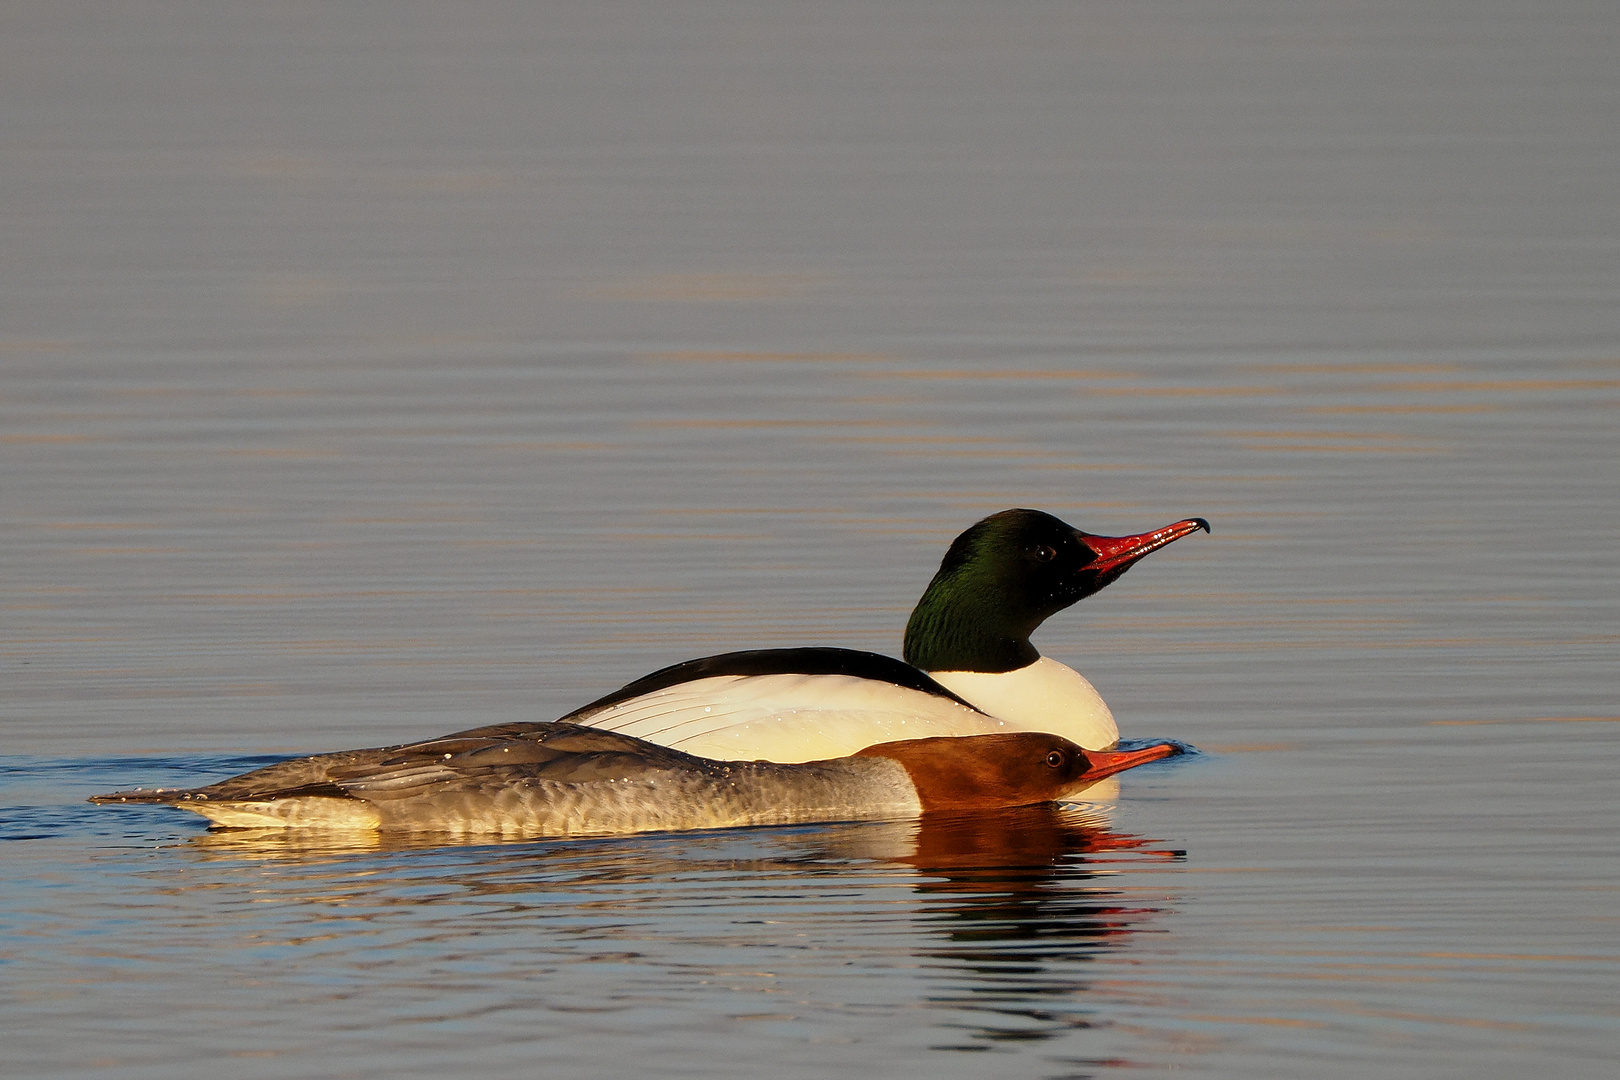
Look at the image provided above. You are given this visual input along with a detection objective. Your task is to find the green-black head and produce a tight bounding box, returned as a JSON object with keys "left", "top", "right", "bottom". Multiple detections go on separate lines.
{"left": 902, "top": 509, "right": 1209, "bottom": 673}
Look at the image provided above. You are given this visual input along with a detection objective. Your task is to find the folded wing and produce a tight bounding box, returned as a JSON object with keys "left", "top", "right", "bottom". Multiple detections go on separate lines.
{"left": 560, "top": 649, "right": 1007, "bottom": 763}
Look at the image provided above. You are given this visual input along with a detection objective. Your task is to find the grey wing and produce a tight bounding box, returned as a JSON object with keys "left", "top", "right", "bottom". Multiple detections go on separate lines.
{"left": 89, "top": 723, "right": 693, "bottom": 805}
{"left": 325, "top": 723, "right": 707, "bottom": 802}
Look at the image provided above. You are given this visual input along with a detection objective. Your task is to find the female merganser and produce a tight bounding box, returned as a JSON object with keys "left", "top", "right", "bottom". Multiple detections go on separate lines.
{"left": 89, "top": 723, "right": 1179, "bottom": 838}
{"left": 559, "top": 509, "right": 1208, "bottom": 761}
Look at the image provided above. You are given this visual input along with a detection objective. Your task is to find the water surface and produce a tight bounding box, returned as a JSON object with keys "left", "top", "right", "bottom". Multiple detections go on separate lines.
{"left": 3, "top": 2, "right": 1617, "bottom": 1077}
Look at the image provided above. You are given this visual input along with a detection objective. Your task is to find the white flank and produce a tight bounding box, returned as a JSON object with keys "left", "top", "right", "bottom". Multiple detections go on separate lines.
{"left": 571, "top": 673, "right": 1009, "bottom": 763}
{"left": 927, "top": 657, "right": 1119, "bottom": 750}
{"left": 178, "top": 797, "right": 383, "bottom": 830}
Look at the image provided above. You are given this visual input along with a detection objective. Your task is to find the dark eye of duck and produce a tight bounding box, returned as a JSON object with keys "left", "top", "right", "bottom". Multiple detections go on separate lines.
{"left": 1045, "top": 750, "right": 1065, "bottom": 768}
{"left": 1032, "top": 545, "right": 1057, "bottom": 563}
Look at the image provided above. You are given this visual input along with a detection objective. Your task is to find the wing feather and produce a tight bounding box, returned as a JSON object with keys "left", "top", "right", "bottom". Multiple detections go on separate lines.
{"left": 566, "top": 672, "right": 1005, "bottom": 762}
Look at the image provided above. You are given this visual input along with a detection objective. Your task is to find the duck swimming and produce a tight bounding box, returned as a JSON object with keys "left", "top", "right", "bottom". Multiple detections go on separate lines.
{"left": 90, "top": 723, "right": 1179, "bottom": 838}
{"left": 559, "top": 509, "right": 1208, "bottom": 761}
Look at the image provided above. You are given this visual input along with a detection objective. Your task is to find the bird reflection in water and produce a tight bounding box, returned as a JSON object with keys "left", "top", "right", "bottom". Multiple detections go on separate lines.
{"left": 896, "top": 803, "right": 1184, "bottom": 1052}
{"left": 172, "top": 803, "right": 1181, "bottom": 1058}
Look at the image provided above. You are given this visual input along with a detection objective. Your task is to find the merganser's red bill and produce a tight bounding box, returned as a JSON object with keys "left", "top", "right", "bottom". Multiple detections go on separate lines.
{"left": 1080, "top": 518, "right": 1210, "bottom": 574}
{"left": 1074, "top": 741, "right": 1180, "bottom": 784}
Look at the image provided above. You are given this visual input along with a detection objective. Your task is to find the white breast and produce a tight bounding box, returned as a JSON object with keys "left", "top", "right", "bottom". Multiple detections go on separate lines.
{"left": 925, "top": 657, "right": 1118, "bottom": 750}
{"left": 568, "top": 672, "right": 1010, "bottom": 763}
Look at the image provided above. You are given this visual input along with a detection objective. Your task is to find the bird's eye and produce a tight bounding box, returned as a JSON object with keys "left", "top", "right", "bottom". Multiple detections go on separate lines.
{"left": 1045, "top": 750, "right": 1065, "bottom": 768}
{"left": 1032, "top": 545, "right": 1057, "bottom": 562}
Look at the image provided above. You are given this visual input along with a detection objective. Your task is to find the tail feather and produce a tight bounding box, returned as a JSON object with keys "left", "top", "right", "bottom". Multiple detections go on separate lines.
{"left": 89, "top": 787, "right": 201, "bottom": 805}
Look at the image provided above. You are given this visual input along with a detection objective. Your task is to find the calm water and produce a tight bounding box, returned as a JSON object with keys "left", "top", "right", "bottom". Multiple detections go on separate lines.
{"left": 3, "top": 2, "right": 1617, "bottom": 1077}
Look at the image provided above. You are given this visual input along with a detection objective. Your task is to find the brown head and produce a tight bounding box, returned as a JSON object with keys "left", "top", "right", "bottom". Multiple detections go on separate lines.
{"left": 854, "top": 732, "right": 1178, "bottom": 812}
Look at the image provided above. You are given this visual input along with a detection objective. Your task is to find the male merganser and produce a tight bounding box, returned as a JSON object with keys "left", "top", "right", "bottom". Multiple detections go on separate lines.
{"left": 89, "top": 723, "right": 1179, "bottom": 838}
{"left": 560, "top": 509, "right": 1208, "bottom": 761}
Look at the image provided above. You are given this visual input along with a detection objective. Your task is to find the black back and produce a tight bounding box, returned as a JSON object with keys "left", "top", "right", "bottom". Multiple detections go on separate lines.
{"left": 558, "top": 647, "right": 979, "bottom": 721}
